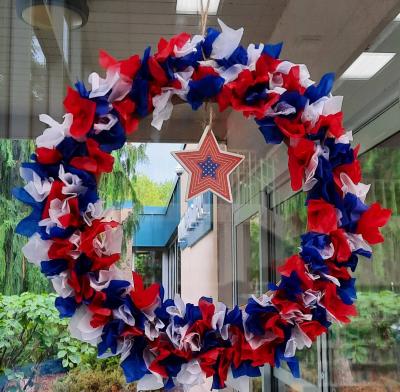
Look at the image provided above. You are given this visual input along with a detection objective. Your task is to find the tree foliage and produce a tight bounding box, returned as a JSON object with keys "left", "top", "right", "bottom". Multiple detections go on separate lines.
{"left": 135, "top": 175, "right": 174, "bottom": 207}
{"left": 0, "top": 140, "right": 50, "bottom": 295}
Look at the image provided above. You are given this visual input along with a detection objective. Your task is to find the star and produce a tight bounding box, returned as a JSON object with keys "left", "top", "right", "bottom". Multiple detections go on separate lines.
{"left": 172, "top": 127, "right": 244, "bottom": 203}
{"left": 198, "top": 156, "right": 220, "bottom": 179}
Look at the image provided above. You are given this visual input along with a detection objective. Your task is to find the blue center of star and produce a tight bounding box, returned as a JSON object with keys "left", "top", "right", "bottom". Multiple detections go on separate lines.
{"left": 198, "top": 155, "right": 220, "bottom": 179}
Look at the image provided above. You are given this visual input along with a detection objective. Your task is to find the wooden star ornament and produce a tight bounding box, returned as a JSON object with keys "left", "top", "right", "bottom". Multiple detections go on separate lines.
{"left": 172, "top": 126, "right": 244, "bottom": 203}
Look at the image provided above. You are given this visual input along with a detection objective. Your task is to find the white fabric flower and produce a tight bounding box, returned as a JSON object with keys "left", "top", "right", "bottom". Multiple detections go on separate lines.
{"left": 36, "top": 113, "right": 73, "bottom": 148}
{"left": 59, "top": 165, "right": 87, "bottom": 196}
{"left": 52, "top": 271, "right": 73, "bottom": 298}
{"left": 284, "top": 324, "right": 312, "bottom": 357}
{"left": 144, "top": 318, "right": 165, "bottom": 341}
{"left": 22, "top": 233, "right": 52, "bottom": 265}
{"left": 176, "top": 360, "right": 206, "bottom": 390}
{"left": 69, "top": 305, "right": 103, "bottom": 345}
{"left": 211, "top": 19, "right": 244, "bottom": 60}
{"left": 113, "top": 303, "right": 136, "bottom": 326}
{"left": 340, "top": 172, "right": 370, "bottom": 203}
{"left": 93, "top": 224, "right": 123, "bottom": 256}
{"left": 93, "top": 114, "right": 118, "bottom": 132}
{"left": 20, "top": 167, "right": 52, "bottom": 202}
{"left": 346, "top": 232, "right": 372, "bottom": 255}
{"left": 88, "top": 70, "right": 120, "bottom": 99}
{"left": 166, "top": 320, "right": 189, "bottom": 349}
{"left": 83, "top": 200, "right": 104, "bottom": 226}
{"left": 39, "top": 197, "right": 75, "bottom": 233}
{"left": 151, "top": 67, "right": 194, "bottom": 130}
{"left": 166, "top": 293, "right": 186, "bottom": 318}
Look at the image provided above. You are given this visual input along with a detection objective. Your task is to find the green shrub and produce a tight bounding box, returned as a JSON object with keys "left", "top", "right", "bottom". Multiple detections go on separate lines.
{"left": 53, "top": 366, "right": 136, "bottom": 392}
{"left": 0, "top": 292, "right": 96, "bottom": 374}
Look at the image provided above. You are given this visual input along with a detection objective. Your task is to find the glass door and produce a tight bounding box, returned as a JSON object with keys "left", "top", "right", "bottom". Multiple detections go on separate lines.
{"left": 328, "top": 132, "right": 400, "bottom": 391}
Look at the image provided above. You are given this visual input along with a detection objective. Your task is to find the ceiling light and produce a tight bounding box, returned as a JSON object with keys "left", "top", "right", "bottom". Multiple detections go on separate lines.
{"left": 341, "top": 52, "right": 396, "bottom": 80}
{"left": 16, "top": 0, "right": 89, "bottom": 30}
{"left": 394, "top": 13, "right": 400, "bottom": 21}
{"left": 176, "top": 0, "right": 220, "bottom": 15}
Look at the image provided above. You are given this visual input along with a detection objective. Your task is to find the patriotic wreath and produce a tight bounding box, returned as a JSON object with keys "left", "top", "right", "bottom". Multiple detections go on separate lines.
{"left": 14, "top": 19, "right": 391, "bottom": 390}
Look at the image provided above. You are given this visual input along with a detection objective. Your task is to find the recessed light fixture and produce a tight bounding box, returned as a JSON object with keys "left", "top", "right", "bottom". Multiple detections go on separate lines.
{"left": 16, "top": 0, "right": 89, "bottom": 30}
{"left": 341, "top": 52, "right": 396, "bottom": 80}
{"left": 394, "top": 13, "right": 400, "bottom": 21}
{"left": 176, "top": 0, "right": 220, "bottom": 15}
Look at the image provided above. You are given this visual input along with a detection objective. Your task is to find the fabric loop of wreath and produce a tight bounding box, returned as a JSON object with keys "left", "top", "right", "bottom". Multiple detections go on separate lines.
{"left": 14, "top": 19, "right": 391, "bottom": 390}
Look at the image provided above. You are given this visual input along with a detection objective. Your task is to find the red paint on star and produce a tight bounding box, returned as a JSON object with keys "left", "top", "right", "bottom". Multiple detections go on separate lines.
{"left": 172, "top": 128, "right": 244, "bottom": 203}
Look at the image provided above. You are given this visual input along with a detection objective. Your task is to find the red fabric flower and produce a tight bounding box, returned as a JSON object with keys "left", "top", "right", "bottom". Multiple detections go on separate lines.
{"left": 192, "top": 66, "right": 219, "bottom": 81}
{"left": 63, "top": 87, "right": 96, "bottom": 139}
{"left": 148, "top": 56, "right": 168, "bottom": 86}
{"left": 330, "top": 229, "right": 351, "bottom": 262}
{"left": 307, "top": 112, "right": 344, "bottom": 138}
{"left": 318, "top": 281, "right": 357, "bottom": 323}
{"left": 155, "top": 32, "right": 191, "bottom": 62}
{"left": 307, "top": 199, "right": 337, "bottom": 234}
{"left": 120, "top": 55, "right": 141, "bottom": 80}
{"left": 98, "top": 50, "right": 141, "bottom": 81}
{"left": 325, "top": 260, "right": 351, "bottom": 280}
{"left": 217, "top": 68, "right": 279, "bottom": 118}
{"left": 278, "top": 255, "right": 313, "bottom": 289}
{"left": 68, "top": 269, "right": 93, "bottom": 304}
{"left": 275, "top": 115, "right": 306, "bottom": 139}
{"left": 333, "top": 145, "right": 361, "bottom": 187}
{"left": 281, "top": 65, "right": 306, "bottom": 94}
{"left": 300, "top": 321, "right": 326, "bottom": 341}
{"left": 356, "top": 202, "right": 392, "bottom": 244}
{"left": 48, "top": 237, "right": 76, "bottom": 260}
{"left": 79, "top": 219, "right": 120, "bottom": 270}
{"left": 36, "top": 147, "right": 62, "bottom": 165}
{"left": 130, "top": 272, "right": 160, "bottom": 310}
{"left": 70, "top": 138, "right": 114, "bottom": 175}
{"left": 255, "top": 54, "right": 280, "bottom": 82}
{"left": 113, "top": 97, "right": 139, "bottom": 134}
{"left": 88, "top": 291, "right": 112, "bottom": 328}
{"left": 287, "top": 138, "right": 315, "bottom": 191}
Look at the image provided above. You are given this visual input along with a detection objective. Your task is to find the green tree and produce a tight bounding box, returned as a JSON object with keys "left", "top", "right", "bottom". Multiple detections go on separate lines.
{"left": 135, "top": 174, "right": 174, "bottom": 206}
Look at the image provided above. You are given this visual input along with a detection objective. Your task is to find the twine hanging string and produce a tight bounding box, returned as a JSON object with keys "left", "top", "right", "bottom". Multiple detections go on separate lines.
{"left": 199, "top": 0, "right": 211, "bottom": 36}
{"left": 199, "top": 0, "right": 214, "bottom": 131}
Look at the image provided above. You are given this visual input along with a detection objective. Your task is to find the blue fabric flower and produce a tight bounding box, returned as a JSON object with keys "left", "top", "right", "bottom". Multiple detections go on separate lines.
{"left": 187, "top": 75, "right": 225, "bottom": 110}
{"left": 41, "top": 259, "right": 68, "bottom": 277}
{"left": 337, "top": 278, "right": 357, "bottom": 305}
{"left": 262, "top": 42, "right": 283, "bottom": 59}
{"left": 55, "top": 296, "right": 78, "bottom": 318}
{"left": 256, "top": 116, "right": 284, "bottom": 144}
{"left": 305, "top": 72, "right": 335, "bottom": 103}
{"left": 217, "top": 46, "right": 248, "bottom": 68}
{"left": 120, "top": 337, "right": 150, "bottom": 382}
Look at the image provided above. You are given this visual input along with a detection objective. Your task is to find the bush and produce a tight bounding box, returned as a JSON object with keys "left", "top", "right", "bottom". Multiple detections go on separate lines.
{"left": 53, "top": 366, "right": 136, "bottom": 392}
{"left": 53, "top": 357, "right": 162, "bottom": 392}
{"left": 0, "top": 292, "right": 96, "bottom": 374}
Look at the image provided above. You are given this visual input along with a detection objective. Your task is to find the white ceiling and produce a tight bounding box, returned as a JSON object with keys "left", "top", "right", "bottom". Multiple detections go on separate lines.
{"left": 1, "top": 0, "right": 400, "bottom": 141}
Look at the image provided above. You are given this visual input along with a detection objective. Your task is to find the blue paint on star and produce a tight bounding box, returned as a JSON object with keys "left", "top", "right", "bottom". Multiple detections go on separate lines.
{"left": 198, "top": 156, "right": 220, "bottom": 179}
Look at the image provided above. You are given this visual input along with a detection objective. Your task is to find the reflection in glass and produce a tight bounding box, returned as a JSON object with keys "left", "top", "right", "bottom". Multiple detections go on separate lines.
{"left": 236, "top": 213, "right": 261, "bottom": 305}
{"left": 329, "top": 133, "right": 400, "bottom": 390}
{"left": 134, "top": 250, "right": 163, "bottom": 287}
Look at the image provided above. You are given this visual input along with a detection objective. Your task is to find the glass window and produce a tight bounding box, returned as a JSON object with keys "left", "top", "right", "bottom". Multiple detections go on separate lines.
{"left": 328, "top": 132, "right": 400, "bottom": 391}
{"left": 236, "top": 213, "right": 261, "bottom": 305}
{"left": 134, "top": 250, "right": 163, "bottom": 287}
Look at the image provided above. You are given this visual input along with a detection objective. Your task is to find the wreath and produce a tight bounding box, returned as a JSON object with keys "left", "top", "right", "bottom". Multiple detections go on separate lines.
{"left": 14, "top": 19, "right": 391, "bottom": 390}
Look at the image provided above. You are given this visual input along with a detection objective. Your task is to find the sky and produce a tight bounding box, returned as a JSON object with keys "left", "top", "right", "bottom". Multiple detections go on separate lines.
{"left": 136, "top": 143, "right": 183, "bottom": 183}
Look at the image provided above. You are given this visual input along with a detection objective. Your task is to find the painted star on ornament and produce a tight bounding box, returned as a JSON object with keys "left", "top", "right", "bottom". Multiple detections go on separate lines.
{"left": 172, "top": 127, "right": 244, "bottom": 203}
